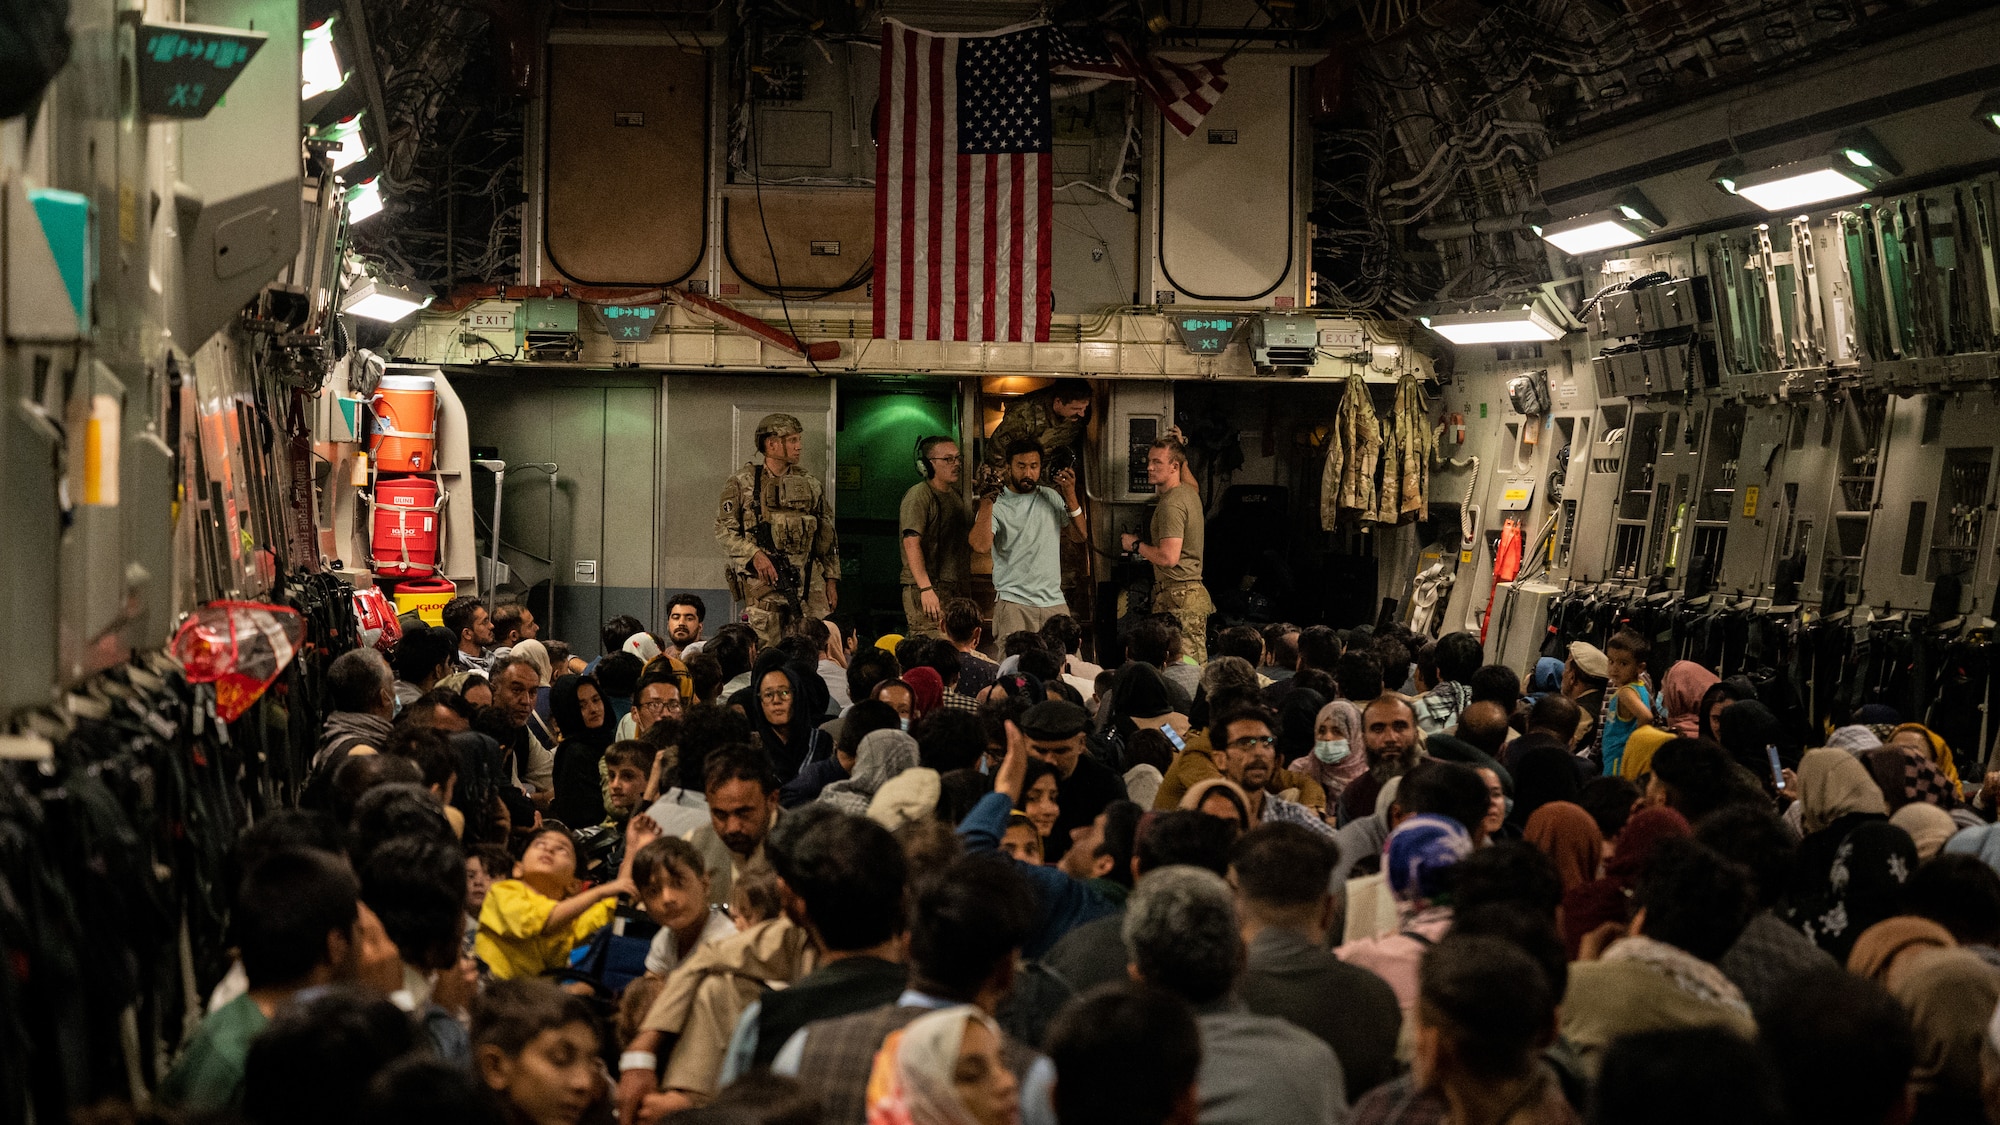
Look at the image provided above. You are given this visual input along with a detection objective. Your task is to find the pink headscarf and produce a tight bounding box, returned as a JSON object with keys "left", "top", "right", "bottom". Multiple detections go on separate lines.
{"left": 1661, "top": 661, "right": 1720, "bottom": 739}
{"left": 1287, "top": 698, "right": 1370, "bottom": 798}
{"left": 902, "top": 666, "right": 945, "bottom": 718}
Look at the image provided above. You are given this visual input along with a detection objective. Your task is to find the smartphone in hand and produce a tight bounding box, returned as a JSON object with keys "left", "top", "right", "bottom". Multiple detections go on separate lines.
{"left": 1766, "top": 745, "right": 1786, "bottom": 791}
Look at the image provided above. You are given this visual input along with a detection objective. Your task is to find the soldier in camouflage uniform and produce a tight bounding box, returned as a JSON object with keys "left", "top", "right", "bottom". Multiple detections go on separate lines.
{"left": 716, "top": 413, "right": 838, "bottom": 648}
{"left": 979, "top": 378, "right": 1093, "bottom": 486}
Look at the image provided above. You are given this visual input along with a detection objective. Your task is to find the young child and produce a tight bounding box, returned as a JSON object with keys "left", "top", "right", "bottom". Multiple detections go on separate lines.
{"left": 471, "top": 979, "right": 605, "bottom": 1125}
{"left": 602, "top": 742, "right": 652, "bottom": 825}
{"left": 465, "top": 845, "right": 513, "bottom": 958}
{"left": 728, "top": 859, "right": 780, "bottom": 932}
{"left": 999, "top": 810, "right": 1044, "bottom": 864}
{"left": 1598, "top": 629, "right": 1654, "bottom": 778}
{"left": 630, "top": 837, "right": 735, "bottom": 978}
{"left": 475, "top": 818, "right": 657, "bottom": 980}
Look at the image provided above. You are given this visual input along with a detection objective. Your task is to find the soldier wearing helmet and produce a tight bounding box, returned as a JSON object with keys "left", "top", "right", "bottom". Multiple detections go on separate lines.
{"left": 715, "top": 413, "right": 838, "bottom": 647}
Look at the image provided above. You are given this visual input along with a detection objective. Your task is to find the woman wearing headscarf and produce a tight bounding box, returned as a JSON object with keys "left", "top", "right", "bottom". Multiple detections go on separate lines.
{"left": 1179, "top": 776, "right": 1253, "bottom": 835}
{"left": 1862, "top": 743, "right": 1959, "bottom": 814}
{"left": 1891, "top": 803, "right": 1959, "bottom": 862}
{"left": 1337, "top": 814, "right": 1472, "bottom": 1014}
{"left": 819, "top": 729, "right": 923, "bottom": 818}
{"left": 1847, "top": 916, "right": 1955, "bottom": 986}
{"left": 752, "top": 663, "right": 832, "bottom": 781}
{"left": 1559, "top": 806, "right": 1691, "bottom": 959}
{"left": 1288, "top": 698, "right": 1369, "bottom": 802}
{"left": 1526, "top": 657, "right": 1566, "bottom": 704}
{"left": 1891, "top": 947, "right": 2000, "bottom": 1125}
{"left": 1106, "top": 662, "right": 1187, "bottom": 745}
{"left": 1889, "top": 723, "right": 1965, "bottom": 802}
{"left": 548, "top": 673, "right": 616, "bottom": 827}
{"left": 1692, "top": 677, "right": 1754, "bottom": 741}
{"left": 864, "top": 1005, "right": 1020, "bottom": 1125}
{"left": 1525, "top": 802, "right": 1603, "bottom": 893}
{"left": 1785, "top": 746, "right": 1892, "bottom": 917}
{"left": 1714, "top": 699, "right": 1786, "bottom": 786}
{"left": 1658, "top": 661, "right": 1720, "bottom": 740}
{"left": 1791, "top": 820, "right": 1919, "bottom": 962}
{"left": 901, "top": 666, "right": 945, "bottom": 721}
{"left": 1505, "top": 738, "right": 1583, "bottom": 832}
{"left": 1276, "top": 688, "right": 1328, "bottom": 768}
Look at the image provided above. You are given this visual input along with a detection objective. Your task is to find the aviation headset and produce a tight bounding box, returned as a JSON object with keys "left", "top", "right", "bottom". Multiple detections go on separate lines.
{"left": 914, "top": 435, "right": 953, "bottom": 478}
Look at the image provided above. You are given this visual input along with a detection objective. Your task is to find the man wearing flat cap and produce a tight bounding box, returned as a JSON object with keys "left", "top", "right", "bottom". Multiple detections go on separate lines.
{"left": 1019, "top": 699, "right": 1127, "bottom": 865}
{"left": 718, "top": 413, "right": 839, "bottom": 648}
{"left": 1564, "top": 641, "right": 1611, "bottom": 752}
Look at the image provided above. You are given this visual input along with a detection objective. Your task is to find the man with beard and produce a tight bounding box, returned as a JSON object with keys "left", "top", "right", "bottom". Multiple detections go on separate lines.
{"left": 970, "top": 438, "right": 1086, "bottom": 640}
{"left": 1338, "top": 695, "right": 1425, "bottom": 826}
{"left": 1211, "top": 707, "right": 1335, "bottom": 835}
{"left": 664, "top": 594, "right": 706, "bottom": 659}
{"left": 693, "top": 745, "right": 781, "bottom": 902}
{"left": 900, "top": 435, "right": 974, "bottom": 639}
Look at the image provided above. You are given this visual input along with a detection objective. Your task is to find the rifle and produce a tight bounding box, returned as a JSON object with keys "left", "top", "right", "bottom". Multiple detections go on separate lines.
{"left": 747, "top": 464, "right": 807, "bottom": 624}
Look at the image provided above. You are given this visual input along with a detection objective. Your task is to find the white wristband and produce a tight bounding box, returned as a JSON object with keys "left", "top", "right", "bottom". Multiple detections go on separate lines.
{"left": 620, "top": 1051, "right": 658, "bottom": 1073}
{"left": 1068, "top": 506, "right": 1083, "bottom": 518}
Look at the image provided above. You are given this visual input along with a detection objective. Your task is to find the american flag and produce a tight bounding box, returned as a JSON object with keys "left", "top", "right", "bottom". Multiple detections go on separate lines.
{"left": 874, "top": 20, "right": 1052, "bottom": 343}
{"left": 1047, "top": 27, "right": 1229, "bottom": 138}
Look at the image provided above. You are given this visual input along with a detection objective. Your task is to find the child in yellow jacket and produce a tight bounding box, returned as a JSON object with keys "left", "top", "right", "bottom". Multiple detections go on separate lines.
{"left": 477, "top": 817, "right": 659, "bottom": 979}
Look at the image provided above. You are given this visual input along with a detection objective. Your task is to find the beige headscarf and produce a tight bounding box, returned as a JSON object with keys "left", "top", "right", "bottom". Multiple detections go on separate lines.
{"left": 512, "top": 639, "right": 553, "bottom": 687}
{"left": 1798, "top": 746, "right": 1889, "bottom": 835}
{"left": 865, "top": 1006, "right": 1007, "bottom": 1125}
{"left": 1890, "top": 802, "right": 1959, "bottom": 861}
{"left": 1894, "top": 949, "right": 2000, "bottom": 1105}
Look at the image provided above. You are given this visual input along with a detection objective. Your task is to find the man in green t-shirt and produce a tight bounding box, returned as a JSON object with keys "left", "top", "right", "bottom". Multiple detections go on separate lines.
{"left": 1121, "top": 439, "right": 1214, "bottom": 662}
{"left": 898, "top": 436, "right": 974, "bottom": 638}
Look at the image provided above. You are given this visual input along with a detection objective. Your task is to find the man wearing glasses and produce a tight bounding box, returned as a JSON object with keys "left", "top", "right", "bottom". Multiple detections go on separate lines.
{"left": 899, "top": 434, "right": 974, "bottom": 638}
{"left": 1213, "top": 706, "right": 1336, "bottom": 837}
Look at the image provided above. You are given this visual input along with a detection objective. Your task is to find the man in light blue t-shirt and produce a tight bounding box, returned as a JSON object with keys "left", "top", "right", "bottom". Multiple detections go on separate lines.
{"left": 971, "top": 437, "right": 1087, "bottom": 642}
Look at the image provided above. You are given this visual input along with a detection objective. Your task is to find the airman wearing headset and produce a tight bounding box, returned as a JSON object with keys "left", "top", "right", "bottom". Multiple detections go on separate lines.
{"left": 898, "top": 434, "right": 974, "bottom": 638}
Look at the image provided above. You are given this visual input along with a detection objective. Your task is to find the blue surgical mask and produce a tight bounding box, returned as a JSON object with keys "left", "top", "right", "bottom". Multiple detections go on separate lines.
{"left": 900, "top": 717, "right": 911, "bottom": 732}
{"left": 1312, "top": 738, "right": 1351, "bottom": 764}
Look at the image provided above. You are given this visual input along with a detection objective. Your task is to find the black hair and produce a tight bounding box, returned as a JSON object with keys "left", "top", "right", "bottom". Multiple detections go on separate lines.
{"left": 1046, "top": 983, "right": 1201, "bottom": 1125}
{"left": 1591, "top": 1027, "right": 1782, "bottom": 1125}
{"left": 704, "top": 743, "right": 782, "bottom": 796}
{"left": 631, "top": 837, "right": 708, "bottom": 895}
{"left": 1017, "top": 647, "right": 1062, "bottom": 684}
{"left": 914, "top": 708, "right": 985, "bottom": 773}
{"left": 1578, "top": 776, "right": 1642, "bottom": 839}
{"left": 1126, "top": 619, "right": 1175, "bottom": 667}
{"left": 1449, "top": 902, "right": 1569, "bottom": 1002}
{"left": 1229, "top": 822, "right": 1338, "bottom": 907}
{"left": 1415, "top": 641, "right": 1439, "bottom": 688}
{"left": 601, "top": 614, "right": 645, "bottom": 656}
{"left": 1334, "top": 651, "right": 1384, "bottom": 701}
{"left": 235, "top": 849, "right": 361, "bottom": 989}
{"left": 1265, "top": 626, "right": 1301, "bottom": 670}
{"left": 1048, "top": 378, "right": 1092, "bottom": 403}
{"left": 1018, "top": 760, "right": 1063, "bottom": 814}
{"left": 1648, "top": 738, "right": 1763, "bottom": 823}
{"left": 490, "top": 602, "right": 527, "bottom": 641}
{"left": 1903, "top": 854, "right": 2000, "bottom": 946}
{"left": 392, "top": 625, "right": 458, "bottom": 684}
{"left": 1606, "top": 627, "right": 1651, "bottom": 671}
{"left": 363, "top": 1056, "right": 505, "bottom": 1125}
{"left": 707, "top": 628, "right": 756, "bottom": 681}
{"left": 1633, "top": 837, "right": 1755, "bottom": 962}
{"left": 595, "top": 652, "right": 644, "bottom": 699}
{"left": 1290, "top": 668, "right": 1337, "bottom": 702}
{"left": 1759, "top": 969, "right": 1915, "bottom": 1125}
{"left": 766, "top": 807, "right": 908, "bottom": 951}
{"left": 909, "top": 855, "right": 1036, "bottom": 999}
{"left": 1214, "top": 625, "right": 1265, "bottom": 665}
{"left": 1094, "top": 801, "right": 1145, "bottom": 889}
{"left": 920, "top": 638, "right": 963, "bottom": 685}
{"left": 360, "top": 835, "right": 467, "bottom": 971}
{"left": 232, "top": 809, "right": 345, "bottom": 886}
{"left": 1454, "top": 701, "right": 1511, "bottom": 757}
{"left": 332, "top": 753, "right": 426, "bottom": 828}
{"left": 1417, "top": 935, "right": 1555, "bottom": 1081}
{"left": 675, "top": 704, "right": 755, "bottom": 792}
{"left": 838, "top": 700, "right": 903, "bottom": 761}
{"left": 685, "top": 652, "right": 726, "bottom": 702}
{"left": 1134, "top": 810, "right": 1236, "bottom": 877}
{"left": 442, "top": 595, "right": 487, "bottom": 641}
{"left": 470, "top": 978, "right": 601, "bottom": 1055}
{"left": 847, "top": 647, "right": 903, "bottom": 703}
{"left": 1211, "top": 705, "right": 1277, "bottom": 744}
{"left": 1124, "top": 728, "right": 1174, "bottom": 774}
{"left": 1433, "top": 632, "right": 1484, "bottom": 685}
{"left": 1003, "top": 437, "right": 1045, "bottom": 462}
{"left": 1396, "top": 760, "right": 1492, "bottom": 836}
{"left": 1002, "top": 631, "right": 1047, "bottom": 657}
{"left": 404, "top": 687, "right": 478, "bottom": 728}
{"left": 384, "top": 725, "right": 459, "bottom": 791}
{"left": 1296, "top": 625, "right": 1343, "bottom": 673}
{"left": 941, "top": 598, "right": 982, "bottom": 644}
{"left": 1694, "top": 805, "right": 1799, "bottom": 911}
{"left": 243, "top": 986, "right": 416, "bottom": 1125}
{"left": 666, "top": 593, "right": 707, "bottom": 622}
{"left": 1450, "top": 842, "right": 1563, "bottom": 920}
{"left": 1468, "top": 665, "right": 1521, "bottom": 707}
{"left": 1527, "top": 693, "right": 1582, "bottom": 740}
{"left": 1039, "top": 614, "right": 1083, "bottom": 655}
{"left": 348, "top": 781, "right": 454, "bottom": 865}
{"left": 603, "top": 740, "right": 653, "bottom": 777}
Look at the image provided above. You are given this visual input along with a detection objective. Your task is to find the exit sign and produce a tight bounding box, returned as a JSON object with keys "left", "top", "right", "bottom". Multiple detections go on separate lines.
{"left": 137, "top": 21, "right": 266, "bottom": 118}
{"left": 1169, "top": 314, "right": 1245, "bottom": 355}
{"left": 590, "top": 303, "right": 663, "bottom": 341}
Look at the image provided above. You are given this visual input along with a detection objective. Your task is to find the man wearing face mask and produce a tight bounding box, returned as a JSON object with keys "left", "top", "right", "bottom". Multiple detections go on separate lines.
{"left": 970, "top": 439, "right": 1086, "bottom": 642}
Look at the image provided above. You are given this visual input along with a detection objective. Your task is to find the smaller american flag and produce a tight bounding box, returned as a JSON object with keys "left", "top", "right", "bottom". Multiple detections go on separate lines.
{"left": 1047, "top": 27, "right": 1229, "bottom": 137}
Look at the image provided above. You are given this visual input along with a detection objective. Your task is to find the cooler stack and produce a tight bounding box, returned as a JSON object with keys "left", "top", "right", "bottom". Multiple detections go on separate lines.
{"left": 364, "top": 374, "right": 455, "bottom": 623}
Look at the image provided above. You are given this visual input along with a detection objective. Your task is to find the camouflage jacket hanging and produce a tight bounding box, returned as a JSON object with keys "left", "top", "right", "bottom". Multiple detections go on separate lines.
{"left": 1369, "top": 374, "right": 1433, "bottom": 526}
{"left": 1320, "top": 372, "right": 1381, "bottom": 529}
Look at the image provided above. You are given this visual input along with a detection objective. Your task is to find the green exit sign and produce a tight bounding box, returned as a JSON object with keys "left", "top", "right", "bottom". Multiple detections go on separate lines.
{"left": 1169, "top": 314, "right": 1245, "bottom": 355}
{"left": 590, "top": 303, "right": 663, "bottom": 341}
{"left": 137, "top": 21, "right": 265, "bottom": 118}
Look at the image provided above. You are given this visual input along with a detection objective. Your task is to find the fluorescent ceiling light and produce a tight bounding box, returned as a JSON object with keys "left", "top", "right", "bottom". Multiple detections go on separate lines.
{"left": 341, "top": 278, "right": 430, "bottom": 323}
{"left": 1423, "top": 306, "right": 1564, "bottom": 345}
{"left": 345, "top": 177, "right": 384, "bottom": 223}
{"left": 1538, "top": 191, "right": 1665, "bottom": 255}
{"left": 302, "top": 18, "right": 346, "bottom": 99}
{"left": 1715, "top": 136, "right": 1897, "bottom": 212}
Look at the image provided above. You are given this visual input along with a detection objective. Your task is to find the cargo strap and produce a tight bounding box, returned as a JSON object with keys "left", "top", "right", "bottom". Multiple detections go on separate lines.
{"left": 368, "top": 490, "right": 447, "bottom": 576}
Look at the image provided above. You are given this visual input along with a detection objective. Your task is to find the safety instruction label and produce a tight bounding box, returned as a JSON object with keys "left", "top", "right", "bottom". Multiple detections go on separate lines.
{"left": 1742, "top": 486, "right": 1760, "bottom": 518}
